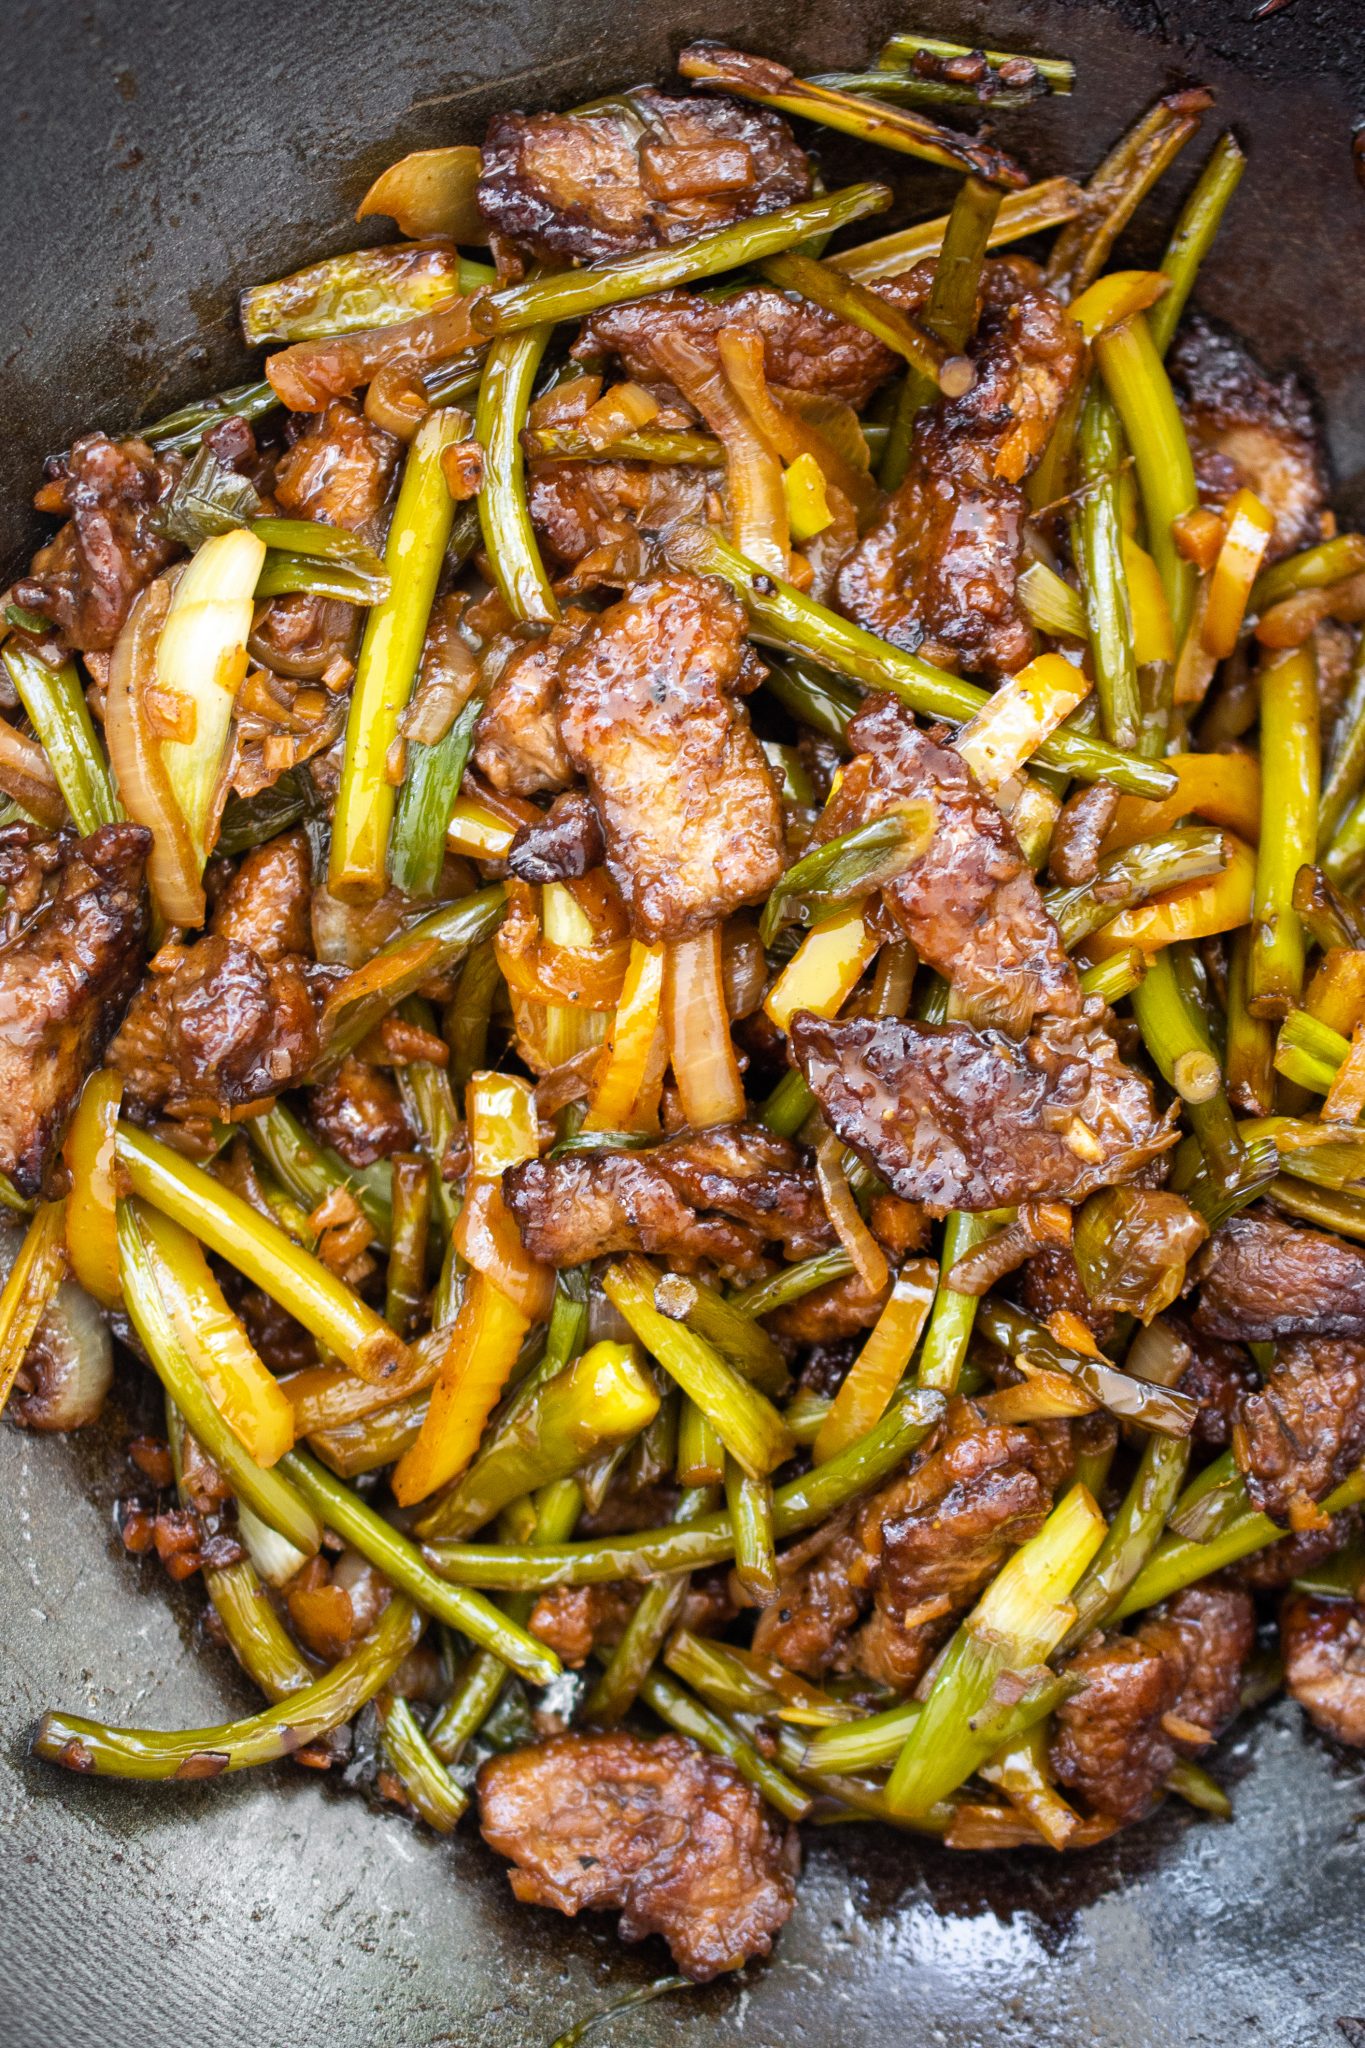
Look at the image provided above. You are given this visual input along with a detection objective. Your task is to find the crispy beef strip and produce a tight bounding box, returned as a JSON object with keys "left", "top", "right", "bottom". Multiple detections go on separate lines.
{"left": 506, "top": 790, "right": 607, "bottom": 884}
{"left": 575, "top": 268, "right": 934, "bottom": 412}
{"left": 753, "top": 1415, "right": 1071, "bottom": 1687}
{"left": 272, "top": 398, "right": 400, "bottom": 534}
{"left": 555, "top": 572, "right": 785, "bottom": 941}
{"left": 209, "top": 828, "right": 313, "bottom": 963}
{"left": 1194, "top": 1209, "right": 1365, "bottom": 1342}
{"left": 308, "top": 1054, "right": 414, "bottom": 1168}
{"left": 504, "top": 1123, "right": 832, "bottom": 1277}
{"left": 1162, "top": 1313, "right": 1260, "bottom": 1452}
{"left": 478, "top": 1729, "right": 798, "bottom": 1979}
{"left": 835, "top": 259, "right": 1084, "bottom": 675}
{"left": 1231, "top": 1335, "right": 1365, "bottom": 1524}
{"left": 1020, "top": 1243, "right": 1116, "bottom": 1349}
{"left": 1280, "top": 1593, "right": 1365, "bottom": 1747}
{"left": 791, "top": 1009, "right": 1175, "bottom": 1216}
{"left": 0, "top": 822, "right": 150, "bottom": 1196}
{"left": 1050, "top": 1582, "right": 1255, "bottom": 1824}
{"left": 766, "top": 1270, "right": 891, "bottom": 1345}
{"left": 477, "top": 90, "right": 811, "bottom": 265}
{"left": 472, "top": 615, "right": 588, "bottom": 798}
{"left": 1169, "top": 315, "right": 1328, "bottom": 561}
{"left": 527, "top": 1583, "right": 639, "bottom": 1668}
{"left": 1234, "top": 1510, "right": 1360, "bottom": 1590}
{"left": 815, "top": 693, "right": 1079, "bottom": 1034}
{"left": 527, "top": 458, "right": 715, "bottom": 577}
{"left": 15, "top": 435, "right": 181, "bottom": 653}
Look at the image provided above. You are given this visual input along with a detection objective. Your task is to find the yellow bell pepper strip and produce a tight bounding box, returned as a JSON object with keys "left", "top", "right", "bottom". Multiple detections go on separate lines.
{"left": 62, "top": 1070, "right": 123, "bottom": 1308}
{"left": 1083, "top": 833, "right": 1255, "bottom": 959}
{"left": 1100, "top": 751, "right": 1261, "bottom": 855}
{"left": 452, "top": 1070, "right": 553, "bottom": 1323}
{"left": 764, "top": 903, "right": 880, "bottom": 1034}
{"left": 814, "top": 1258, "right": 938, "bottom": 1463}
{"left": 391, "top": 1272, "right": 532, "bottom": 1506}
{"left": 0, "top": 1201, "right": 68, "bottom": 1420}
{"left": 954, "top": 651, "right": 1091, "bottom": 789}
{"left": 583, "top": 940, "right": 667, "bottom": 1133}
{"left": 1203, "top": 488, "right": 1276, "bottom": 659}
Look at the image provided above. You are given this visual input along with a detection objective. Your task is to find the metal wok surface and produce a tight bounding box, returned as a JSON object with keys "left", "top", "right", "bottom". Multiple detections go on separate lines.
{"left": 2, "top": 3, "right": 1365, "bottom": 2042}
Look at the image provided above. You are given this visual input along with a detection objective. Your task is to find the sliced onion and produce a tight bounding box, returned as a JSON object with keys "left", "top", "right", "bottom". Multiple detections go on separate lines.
{"left": 0, "top": 1220, "right": 112, "bottom": 1432}
{"left": 648, "top": 327, "right": 789, "bottom": 578}
{"left": 0, "top": 716, "right": 66, "bottom": 829}
{"left": 156, "top": 528, "right": 266, "bottom": 877}
{"left": 237, "top": 1497, "right": 312, "bottom": 1588}
{"left": 357, "top": 145, "right": 487, "bottom": 243}
{"left": 106, "top": 572, "right": 205, "bottom": 926}
{"left": 815, "top": 1132, "right": 890, "bottom": 1296}
{"left": 718, "top": 330, "right": 878, "bottom": 525}
{"left": 663, "top": 928, "right": 747, "bottom": 1127}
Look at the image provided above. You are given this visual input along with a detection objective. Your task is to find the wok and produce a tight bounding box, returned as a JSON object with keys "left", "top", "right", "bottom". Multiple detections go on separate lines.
{"left": 2, "top": 3, "right": 1364, "bottom": 2043}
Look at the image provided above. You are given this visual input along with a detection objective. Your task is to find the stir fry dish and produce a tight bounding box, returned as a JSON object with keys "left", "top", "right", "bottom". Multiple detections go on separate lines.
{"left": 10, "top": 22, "right": 1365, "bottom": 1990}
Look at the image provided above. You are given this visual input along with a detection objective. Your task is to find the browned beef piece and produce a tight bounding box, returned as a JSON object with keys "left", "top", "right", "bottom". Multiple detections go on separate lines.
{"left": 110, "top": 935, "right": 330, "bottom": 1122}
{"left": 528, "top": 1583, "right": 638, "bottom": 1667}
{"left": 1194, "top": 1209, "right": 1365, "bottom": 1342}
{"left": 528, "top": 459, "right": 714, "bottom": 573}
{"left": 1280, "top": 1593, "right": 1365, "bottom": 1746}
{"left": 272, "top": 399, "right": 399, "bottom": 532}
{"left": 815, "top": 694, "right": 1078, "bottom": 1033}
{"left": 1020, "top": 1244, "right": 1116, "bottom": 1348}
{"left": 753, "top": 1417, "right": 1069, "bottom": 1686}
{"left": 576, "top": 269, "right": 933, "bottom": 411}
{"left": 237, "top": 1286, "right": 318, "bottom": 1375}
{"left": 792, "top": 1010, "right": 1174, "bottom": 1216}
{"left": 1231, "top": 1335, "right": 1365, "bottom": 1523}
{"left": 210, "top": 829, "right": 313, "bottom": 963}
{"left": 1169, "top": 316, "right": 1328, "bottom": 561}
{"left": 1164, "top": 1313, "right": 1260, "bottom": 1452}
{"left": 506, "top": 791, "right": 607, "bottom": 884}
{"left": 15, "top": 435, "right": 180, "bottom": 652}
{"left": 478, "top": 90, "right": 810, "bottom": 265}
{"left": 556, "top": 573, "right": 785, "bottom": 941}
{"left": 1235, "top": 1510, "right": 1360, "bottom": 1590}
{"left": 0, "top": 823, "right": 149, "bottom": 1196}
{"left": 1051, "top": 1582, "right": 1255, "bottom": 1823}
{"left": 1048, "top": 781, "right": 1122, "bottom": 888}
{"left": 472, "top": 618, "right": 584, "bottom": 798}
{"left": 308, "top": 1054, "right": 413, "bottom": 1168}
{"left": 478, "top": 1729, "right": 798, "bottom": 1979}
{"left": 836, "top": 261, "right": 1084, "bottom": 675}
{"left": 504, "top": 1123, "right": 832, "bottom": 1277}
{"left": 766, "top": 1271, "right": 890, "bottom": 1345}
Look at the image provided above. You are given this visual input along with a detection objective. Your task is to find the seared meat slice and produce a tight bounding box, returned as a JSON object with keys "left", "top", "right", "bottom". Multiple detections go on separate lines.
{"left": 210, "top": 828, "right": 313, "bottom": 963}
{"left": 1163, "top": 1313, "right": 1260, "bottom": 1452}
{"left": 1021, "top": 1244, "right": 1116, "bottom": 1349}
{"left": 528, "top": 1583, "right": 638, "bottom": 1667}
{"left": 1169, "top": 315, "right": 1328, "bottom": 561}
{"left": 272, "top": 399, "right": 399, "bottom": 533}
{"left": 556, "top": 573, "right": 784, "bottom": 941}
{"left": 504, "top": 1123, "right": 832, "bottom": 1277}
{"left": 1280, "top": 1593, "right": 1365, "bottom": 1747}
{"left": 1235, "top": 1510, "right": 1360, "bottom": 1590}
{"left": 309, "top": 1054, "right": 413, "bottom": 1168}
{"left": 478, "top": 1730, "right": 798, "bottom": 1979}
{"left": 792, "top": 1010, "right": 1174, "bottom": 1215}
{"left": 472, "top": 618, "right": 583, "bottom": 798}
{"left": 506, "top": 790, "right": 606, "bottom": 884}
{"left": 477, "top": 90, "right": 810, "bottom": 265}
{"left": 1194, "top": 1209, "right": 1365, "bottom": 1342}
{"left": 110, "top": 936, "right": 332, "bottom": 1122}
{"left": 836, "top": 260, "right": 1084, "bottom": 675}
{"left": 815, "top": 694, "right": 1078, "bottom": 1033}
{"left": 1232, "top": 1335, "right": 1365, "bottom": 1523}
{"left": 753, "top": 1417, "right": 1069, "bottom": 1686}
{"left": 15, "top": 435, "right": 180, "bottom": 652}
{"left": 0, "top": 823, "right": 150, "bottom": 1196}
{"left": 528, "top": 458, "right": 714, "bottom": 572}
{"left": 767, "top": 1270, "right": 889, "bottom": 1345}
{"left": 576, "top": 269, "right": 933, "bottom": 412}
{"left": 1051, "top": 1582, "right": 1255, "bottom": 1823}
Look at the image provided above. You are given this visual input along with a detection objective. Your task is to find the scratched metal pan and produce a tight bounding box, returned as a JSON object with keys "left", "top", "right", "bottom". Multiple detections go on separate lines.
{"left": 2, "top": 3, "right": 1365, "bottom": 2044}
